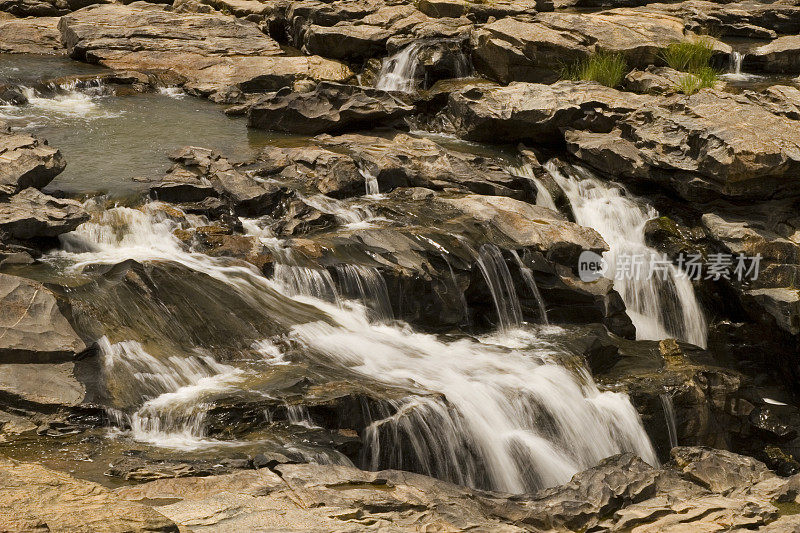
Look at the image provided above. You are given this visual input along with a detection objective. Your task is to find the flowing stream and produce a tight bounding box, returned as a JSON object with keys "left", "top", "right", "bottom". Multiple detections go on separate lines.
{"left": 375, "top": 39, "right": 471, "bottom": 93}
{"left": 545, "top": 161, "right": 707, "bottom": 347}
{"left": 46, "top": 202, "right": 658, "bottom": 493}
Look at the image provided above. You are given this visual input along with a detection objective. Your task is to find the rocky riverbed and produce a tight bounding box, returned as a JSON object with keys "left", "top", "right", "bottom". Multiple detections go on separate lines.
{"left": 2, "top": 0, "right": 800, "bottom": 530}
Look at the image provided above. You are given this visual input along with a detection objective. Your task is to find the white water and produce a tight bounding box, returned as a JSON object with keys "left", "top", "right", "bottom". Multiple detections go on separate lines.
{"left": 721, "top": 51, "right": 760, "bottom": 82}
{"left": 51, "top": 202, "right": 658, "bottom": 492}
{"left": 660, "top": 393, "right": 678, "bottom": 449}
{"left": 509, "top": 163, "right": 558, "bottom": 211}
{"left": 375, "top": 40, "right": 471, "bottom": 93}
{"left": 510, "top": 250, "right": 549, "bottom": 325}
{"left": 16, "top": 81, "right": 120, "bottom": 120}
{"left": 546, "top": 162, "right": 707, "bottom": 347}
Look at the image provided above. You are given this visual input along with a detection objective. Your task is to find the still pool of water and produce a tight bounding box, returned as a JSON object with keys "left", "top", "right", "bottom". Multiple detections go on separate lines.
{"left": 0, "top": 54, "right": 279, "bottom": 197}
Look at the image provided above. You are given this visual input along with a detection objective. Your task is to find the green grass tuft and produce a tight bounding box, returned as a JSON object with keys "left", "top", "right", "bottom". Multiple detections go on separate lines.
{"left": 661, "top": 38, "right": 715, "bottom": 73}
{"left": 674, "top": 66, "right": 719, "bottom": 95}
{"left": 560, "top": 51, "right": 628, "bottom": 88}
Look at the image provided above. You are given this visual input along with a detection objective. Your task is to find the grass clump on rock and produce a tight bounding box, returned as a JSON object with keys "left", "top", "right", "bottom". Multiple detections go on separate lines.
{"left": 662, "top": 37, "right": 719, "bottom": 95}
{"left": 561, "top": 51, "right": 627, "bottom": 88}
{"left": 661, "top": 38, "right": 715, "bottom": 72}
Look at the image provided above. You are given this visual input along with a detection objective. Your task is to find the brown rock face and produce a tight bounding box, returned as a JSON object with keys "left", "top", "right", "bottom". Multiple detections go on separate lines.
{"left": 0, "top": 272, "right": 86, "bottom": 363}
{"left": 0, "top": 131, "right": 66, "bottom": 196}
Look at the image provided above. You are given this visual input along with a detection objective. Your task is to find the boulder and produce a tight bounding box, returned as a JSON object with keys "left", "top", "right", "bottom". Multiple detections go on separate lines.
{"left": 0, "top": 363, "right": 85, "bottom": 406}
{"left": 670, "top": 446, "right": 776, "bottom": 495}
{"left": 303, "top": 23, "right": 392, "bottom": 60}
{"left": 751, "top": 36, "right": 800, "bottom": 75}
{"left": 0, "top": 132, "right": 65, "bottom": 196}
{"left": 471, "top": 10, "right": 692, "bottom": 83}
{"left": 149, "top": 146, "right": 284, "bottom": 216}
{"left": 565, "top": 91, "right": 800, "bottom": 201}
{"left": 0, "top": 273, "right": 86, "bottom": 364}
{"left": 443, "top": 80, "right": 648, "bottom": 143}
{"left": 0, "top": 456, "right": 179, "bottom": 532}
{"left": 58, "top": 3, "right": 352, "bottom": 97}
{"left": 623, "top": 66, "right": 685, "bottom": 94}
{"left": 0, "top": 16, "right": 64, "bottom": 54}
{"left": 247, "top": 82, "right": 414, "bottom": 135}
{"left": 0, "top": 188, "right": 88, "bottom": 239}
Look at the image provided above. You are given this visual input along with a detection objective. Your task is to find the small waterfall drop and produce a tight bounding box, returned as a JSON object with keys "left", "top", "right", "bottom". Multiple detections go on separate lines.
{"left": 730, "top": 51, "right": 744, "bottom": 76}
{"left": 660, "top": 393, "right": 678, "bottom": 449}
{"left": 545, "top": 161, "right": 707, "bottom": 347}
{"left": 475, "top": 243, "right": 523, "bottom": 330}
{"left": 509, "top": 250, "right": 548, "bottom": 325}
{"left": 376, "top": 42, "right": 424, "bottom": 93}
{"left": 508, "top": 163, "right": 558, "bottom": 211}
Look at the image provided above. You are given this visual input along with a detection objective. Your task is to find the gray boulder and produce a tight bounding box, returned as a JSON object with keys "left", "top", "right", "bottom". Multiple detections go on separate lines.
{"left": 0, "top": 188, "right": 88, "bottom": 239}
{"left": 0, "top": 132, "right": 65, "bottom": 196}
{"left": 247, "top": 82, "right": 414, "bottom": 135}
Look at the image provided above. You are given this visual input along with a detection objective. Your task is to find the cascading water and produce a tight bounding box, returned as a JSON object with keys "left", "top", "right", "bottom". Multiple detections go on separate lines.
{"left": 509, "top": 250, "right": 549, "bottom": 325}
{"left": 508, "top": 163, "right": 558, "bottom": 211}
{"left": 545, "top": 161, "right": 707, "bottom": 347}
{"left": 475, "top": 243, "right": 524, "bottom": 330}
{"left": 660, "top": 393, "right": 678, "bottom": 449}
{"left": 730, "top": 51, "right": 744, "bottom": 76}
{"left": 50, "top": 201, "right": 658, "bottom": 493}
{"left": 375, "top": 39, "right": 472, "bottom": 93}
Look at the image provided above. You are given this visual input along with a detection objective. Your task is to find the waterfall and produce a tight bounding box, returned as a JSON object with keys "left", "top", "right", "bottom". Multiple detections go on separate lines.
{"left": 730, "top": 51, "right": 744, "bottom": 76}
{"left": 375, "top": 39, "right": 472, "bottom": 94}
{"left": 100, "top": 336, "right": 246, "bottom": 450}
{"left": 545, "top": 161, "right": 707, "bottom": 347}
{"left": 509, "top": 250, "right": 549, "bottom": 325}
{"left": 360, "top": 167, "right": 380, "bottom": 196}
{"left": 475, "top": 243, "right": 523, "bottom": 330}
{"left": 659, "top": 393, "right": 678, "bottom": 449}
{"left": 508, "top": 163, "right": 558, "bottom": 211}
{"left": 376, "top": 42, "right": 424, "bottom": 93}
{"left": 334, "top": 264, "right": 394, "bottom": 321}
{"left": 50, "top": 202, "right": 658, "bottom": 493}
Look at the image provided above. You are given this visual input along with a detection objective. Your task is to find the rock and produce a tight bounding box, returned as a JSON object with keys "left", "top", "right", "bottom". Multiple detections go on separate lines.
{"left": 0, "top": 273, "right": 86, "bottom": 364}
{"left": 0, "top": 16, "right": 64, "bottom": 54}
{"left": 0, "top": 132, "right": 66, "bottom": 196}
{"left": 652, "top": 0, "right": 800, "bottom": 39}
{"left": 0, "top": 363, "right": 85, "bottom": 407}
{"left": 471, "top": 11, "right": 693, "bottom": 83}
{"left": 565, "top": 91, "right": 800, "bottom": 202}
{"left": 0, "top": 188, "right": 89, "bottom": 239}
{"left": 247, "top": 82, "right": 414, "bottom": 135}
{"left": 670, "top": 446, "right": 776, "bottom": 495}
{"left": 116, "top": 463, "right": 529, "bottom": 532}
{"left": 0, "top": 456, "right": 179, "bottom": 532}
{"left": 751, "top": 36, "right": 800, "bottom": 75}
{"left": 744, "top": 85, "right": 800, "bottom": 121}
{"left": 745, "top": 289, "right": 800, "bottom": 336}
{"left": 443, "top": 80, "right": 648, "bottom": 143}
{"left": 149, "top": 146, "right": 284, "bottom": 216}
{"left": 303, "top": 23, "right": 392, "bottom": 60}
{"left": 59, "top": 3, "right": 352, "bottom": 97}
{"left": 623, "top": 66, "right": 685, "bottom": 94}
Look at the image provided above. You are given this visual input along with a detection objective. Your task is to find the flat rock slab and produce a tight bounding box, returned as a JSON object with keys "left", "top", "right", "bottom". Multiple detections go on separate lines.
{"left": 565, "top": 90, "right": 800, "bottom": 201}
{"left": 247, "top": 82, "right": 414, "bottom": 135}
{"left": 58, "top": 3, "right": 353, "bottom": 95}
{"left": 0, "top": 362, "right": 84, "bottom": 406}
{"left": 444, "top": 80, "right": 648, "bottom": 143}
{"left": 0, "top": 132, "right": 65, "bottom": 196}
{"left": 0, "top": 272, "right": 86, "bottom": 363}
{"left": 0, "top": 16, "right": 64, "bottom": 54}
{"left": 471, "top": 10, "right": 697, "bottom": 83}
{"left": 0, "top": 187, "right": 89, "bottom": 239}
{"left": 0, "top": 456, "right": 179, "bottom": 532}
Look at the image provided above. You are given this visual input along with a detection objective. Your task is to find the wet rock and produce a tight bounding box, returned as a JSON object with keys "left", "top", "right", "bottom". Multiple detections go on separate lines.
{"left": 149, "top": 146, "right": 284, "bottom": 216}
{"left": 471, "top": 11, "right": 694, "bottom": 83}
{"left": 444, "top": 80, "right": 648, "bottom": 143}
{"left": 0, "top": 456, "right": 179, "bottom": 532}
{"left": 247, "top": 82, "right": 414, "bottom": 135}
{"left": 0, "top": 273, "right": 86, "bottom": 364}
{"left": 565, "top": 90, "right": 800, "bottom": 202}
{"left": 0, "top": 188, "right": 89, "bottom": 239}
{"left": 0, "top": 132, "right": 66, "bottom": 196}
{"left": 59, "top": 3, "right": 352, "bottom": 97}
{"left": 0, "top": 15, "right": 63, "bottom": 54}
{"left": 107, "top": 456, "right": 252, "bottom": 482}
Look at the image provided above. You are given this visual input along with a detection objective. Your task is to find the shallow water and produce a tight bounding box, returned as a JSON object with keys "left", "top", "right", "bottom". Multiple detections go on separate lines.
{"left": 0, "top": 55, "right": 278, "bottom": 197}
